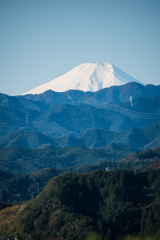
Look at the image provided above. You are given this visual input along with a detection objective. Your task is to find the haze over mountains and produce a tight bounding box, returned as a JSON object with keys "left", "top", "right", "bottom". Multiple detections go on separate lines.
{"left": 23, "top": 63, "right": 144, "bottom": 94}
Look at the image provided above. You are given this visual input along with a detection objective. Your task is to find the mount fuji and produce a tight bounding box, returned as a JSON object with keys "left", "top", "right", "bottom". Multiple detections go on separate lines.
{"left": 23, "top": 63, "right": 144, "bottom": 95}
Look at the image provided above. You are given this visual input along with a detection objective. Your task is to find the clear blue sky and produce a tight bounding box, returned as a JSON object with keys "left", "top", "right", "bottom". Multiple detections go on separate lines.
{"left": 0, "top": 0, "right": 160, "bottom": 95}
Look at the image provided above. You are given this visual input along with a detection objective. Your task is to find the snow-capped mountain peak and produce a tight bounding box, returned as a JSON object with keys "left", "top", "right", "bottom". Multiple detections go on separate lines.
{"left": 23, "top": 63, "right": 144, "bottom": 95}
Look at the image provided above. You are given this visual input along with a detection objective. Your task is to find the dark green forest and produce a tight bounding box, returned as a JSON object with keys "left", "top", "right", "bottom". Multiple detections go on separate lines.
{"left": 0, "top": 146, "right": 160, "bottom": 205}
{"left": 1, "top": 146, "right": 160, "bottom": 175}
{"left": 0, "top": 168, "right": 160, "bottom": 240}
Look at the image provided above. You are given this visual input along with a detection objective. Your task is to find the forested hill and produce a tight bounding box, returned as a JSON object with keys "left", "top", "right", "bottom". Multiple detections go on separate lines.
{"left": 0, "top": 146, "right": 160, "bottom": 205}
{"left": 0, "top": 169, "right": 160, "bottom": 240}
{"left": 0, "top": 145, "right": 135, "bottom": 174}
{"left": 0, "top": 168, "right": 61, "bottom": 204}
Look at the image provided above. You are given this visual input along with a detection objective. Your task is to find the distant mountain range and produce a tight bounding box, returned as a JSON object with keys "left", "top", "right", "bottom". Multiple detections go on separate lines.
{"left": 0, "top": 82, "right": 160, "bottom": 149}
{"left": 22, "top": 63, "right": 144, "bottom": 94}
{"left": 0, "top": 96, "right": 160, "bottom": 138}
{"left": 23, "top": 82, "right": 160, "bottom": 105}
{"left": 0, "top": 121, "right": 160, "bottom": 150}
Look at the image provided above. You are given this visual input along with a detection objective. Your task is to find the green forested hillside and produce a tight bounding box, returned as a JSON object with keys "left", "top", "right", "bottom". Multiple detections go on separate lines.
{"left": 0, "top": 145, "right": 134, "bottom": 174}
{"left": 119, "top": 146, "right": 160, "bottom": 169}
{"left": 0, "top": 169, "right": 160, "bottom": 240}
{"left": 0, "top": 146, "right": 159, "bottom": 206}
{"left": 0, "top": 145, "right": 159, "bottom": 175}
{"left": 0, "top": 168, "right": 61, "bottom": 204}
{"left": 150, "top": 159, "right": 160, "bottom": 169}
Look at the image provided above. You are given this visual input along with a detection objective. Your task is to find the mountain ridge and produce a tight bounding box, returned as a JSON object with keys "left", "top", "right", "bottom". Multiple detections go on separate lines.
{"left": 0, "top": 95, "right": 160, "bottom": 140}
{"left": 0, "top": 121, "right": 160, "bottom": 150}
{"left": 22, "top": 82, "right": 160, "bottom": 105}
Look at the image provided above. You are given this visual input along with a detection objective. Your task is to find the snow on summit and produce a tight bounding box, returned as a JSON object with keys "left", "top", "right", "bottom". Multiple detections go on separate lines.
{"left": 23, "top": 63, "right": 144, "bottom": 95}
